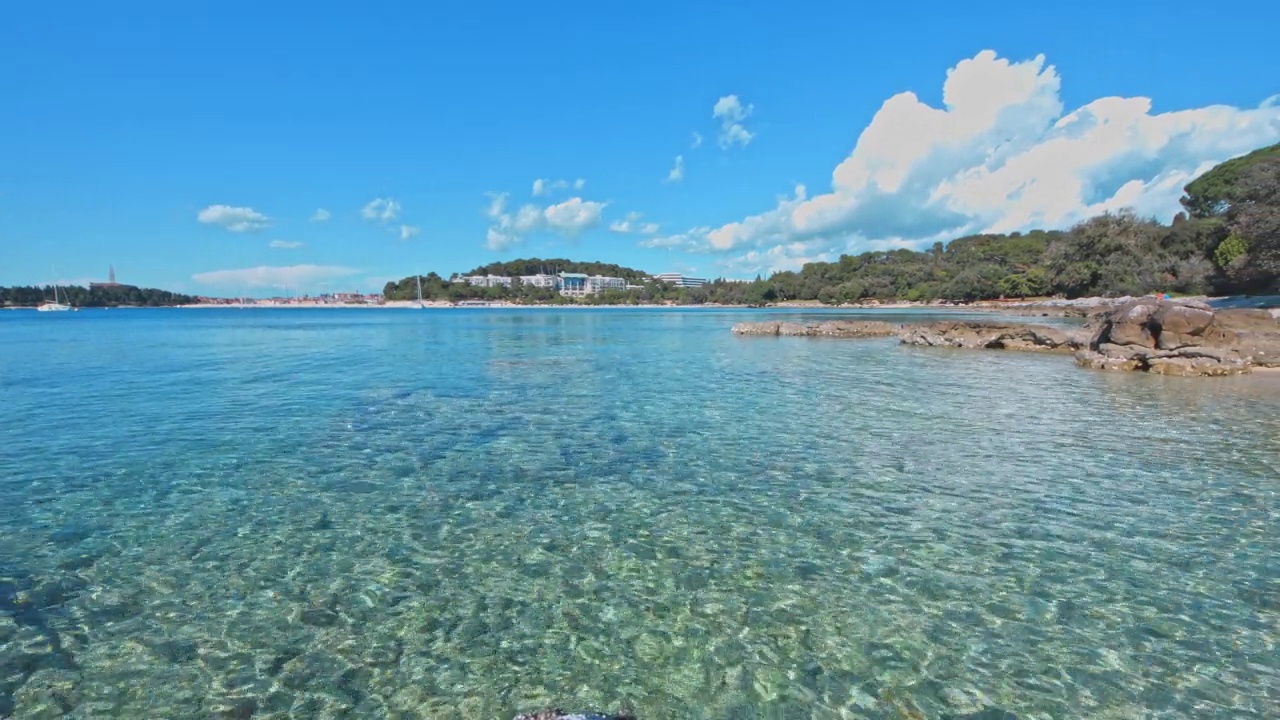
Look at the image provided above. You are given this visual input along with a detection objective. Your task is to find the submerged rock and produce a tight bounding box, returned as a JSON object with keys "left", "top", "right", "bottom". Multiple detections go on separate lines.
{"left": 732, "top": 320, "right": 898, "bottom": 337}
{"left": 514, "top": 710, "right": 635, "bottom": 720}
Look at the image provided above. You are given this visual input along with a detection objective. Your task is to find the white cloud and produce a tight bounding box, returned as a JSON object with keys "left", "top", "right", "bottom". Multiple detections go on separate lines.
{"left": 532, "top": 178, "right": 583, "bottom": 196}
{"left": 544, "top": 197, "right": 606, "bottom": 234}
{"left": 609, "top": 211, "right": 660, "bottom": 235}
{"left": 640, "top": 226, "right": 712, "bottom": 249}
{"left": 666, "top": 155, "right": 685, "bottom": 183}
{"left": 485, "top": 192, "right": 508, "bottom": 218}
{"left": 197, "top": 205, "right": 270, "bottom": 232}
{"left": 691, "top": 132, "right": 704, "bottom": 149}
{"left": 269, "top": 240, "right": 304, "bottom": 249}
{"left": 399, "top": 225, "right": 420, "bottom": 240}
{"left": 719, "top": 240, "right": 837, "bottom": 276}
{"left": 361, "top": 197, "right": 400, "bottom": 222}
{"left": 713, "top": 95, "right": 755, "bottom": 148}
{"left": 484, "top": 195, "right": 607, "bottom": 250}
{"left": 667, "top": 50, "right": 1280, "bottom": 275}
{"left": 310, "top": 208, "right": 331, "bottom": 222}
{"left": 192, "top": 264, "right": 358, "bottom": 289}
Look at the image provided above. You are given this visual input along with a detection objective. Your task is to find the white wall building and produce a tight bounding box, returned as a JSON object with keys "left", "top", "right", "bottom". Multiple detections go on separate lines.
{"left": 519, "top": 274, "right": 558, "bottom": 288}
{"left": 585, "top": 275, "right": 627, "bottom": 293}
{"left": 655, "top": 273, "right": 708, "bottom": 287}
{"left": 460, "top": 275, "right": 513, "bottom": 288}
{"left": 455, "top": 272, "right": 628, "bottom": 296}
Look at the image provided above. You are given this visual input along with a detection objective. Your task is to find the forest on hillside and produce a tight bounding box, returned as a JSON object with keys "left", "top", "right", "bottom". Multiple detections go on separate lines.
{"left": 383, "top": 142, "right": 1279, "bottom": 305}
{"left": 463, "top": 259, "right": 653, "bottom": 284}
{"left": 0, "top": 284, "right": 197, "bottom": 308}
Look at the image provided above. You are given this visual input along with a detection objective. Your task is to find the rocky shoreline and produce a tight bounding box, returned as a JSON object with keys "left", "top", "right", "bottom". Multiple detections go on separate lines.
{"left": 733, "top": 298, "right": 1280, "bottom": 377}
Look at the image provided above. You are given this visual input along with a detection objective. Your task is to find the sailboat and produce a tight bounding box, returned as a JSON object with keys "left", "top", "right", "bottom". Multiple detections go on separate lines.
{"left": 416, "top": 274, "right": 425, "bottom": 308}
{"left": 37, "top": 284, "right": 73, "bottom": 312}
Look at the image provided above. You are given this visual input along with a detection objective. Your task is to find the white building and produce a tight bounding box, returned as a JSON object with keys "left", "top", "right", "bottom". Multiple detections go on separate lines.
{"left": 460, "top": 275, "right": 513, "bottom": 288}
{"left": 519, "top": 274, "right": 558, "bottom": 289}
{"left": 585, "top": 275, "right": 626, "bottom": 293}
{"left": 550, "top": 273, "right": 627, "bottom": 297}
{"left": 455, "top": 271, "right": 627, "bottom": 297}
{"left": 655, "top": 273, "right": 708, "bottom": 288}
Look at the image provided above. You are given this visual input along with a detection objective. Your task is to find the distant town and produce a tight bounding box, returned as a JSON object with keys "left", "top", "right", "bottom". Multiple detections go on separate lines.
{"left": 0, "top": 263, "right": 721, "bottom": 308}
{"left": 194, "top": 271, "right": 709, "bottom": 306}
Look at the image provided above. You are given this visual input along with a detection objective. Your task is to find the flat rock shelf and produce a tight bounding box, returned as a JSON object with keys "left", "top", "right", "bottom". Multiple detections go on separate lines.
{"left": 733, "top": 299, "right": 1280, "bottom": 377}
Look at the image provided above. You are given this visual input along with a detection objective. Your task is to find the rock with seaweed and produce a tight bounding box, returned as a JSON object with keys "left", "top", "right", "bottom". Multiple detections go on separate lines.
{"left": 0, "top": 564, "right": 84, "bottom": 716}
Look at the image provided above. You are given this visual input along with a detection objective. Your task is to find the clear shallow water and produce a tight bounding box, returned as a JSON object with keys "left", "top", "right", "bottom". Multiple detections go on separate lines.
{"left": 1, "top": 307, "right": 1277, "bottom": 719}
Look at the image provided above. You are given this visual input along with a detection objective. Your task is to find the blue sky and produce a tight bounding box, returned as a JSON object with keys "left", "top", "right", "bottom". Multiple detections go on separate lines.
{"left": 3, "top": 0, "right": 1278, "bottom": 295}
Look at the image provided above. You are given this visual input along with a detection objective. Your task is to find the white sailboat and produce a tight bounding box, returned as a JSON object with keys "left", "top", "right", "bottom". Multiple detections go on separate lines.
{"left": 37, "top": 284, "right": 72, "bottom": 312}
{"left": 416, "top": 274, "right": 425, "bottom": 308}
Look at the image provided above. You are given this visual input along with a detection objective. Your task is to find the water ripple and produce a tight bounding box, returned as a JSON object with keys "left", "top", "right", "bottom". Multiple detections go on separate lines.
{"left": 1, "top": 307, "right": 1277, "bottom": 718}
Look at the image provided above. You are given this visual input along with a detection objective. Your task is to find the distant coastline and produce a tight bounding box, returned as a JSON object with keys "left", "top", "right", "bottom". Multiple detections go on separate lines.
{"left": 8, "top": 295, "right": 1277, "bottom": 312}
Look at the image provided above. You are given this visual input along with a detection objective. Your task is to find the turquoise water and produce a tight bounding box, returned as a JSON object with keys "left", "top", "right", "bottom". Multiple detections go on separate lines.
{"left": 1, "top": 307, "right": 1277, "bottom": 719}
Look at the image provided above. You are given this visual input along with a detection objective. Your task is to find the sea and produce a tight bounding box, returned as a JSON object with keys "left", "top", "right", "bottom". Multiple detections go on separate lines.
{"left": 1, "top": 307, "right": 1277, "bottom": 719}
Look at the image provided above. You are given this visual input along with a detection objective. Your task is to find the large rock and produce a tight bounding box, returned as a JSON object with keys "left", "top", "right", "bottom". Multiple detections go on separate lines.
{"left": 897, "top": 321, "right": 1084, "bottom": 352}
{"left": 731, "top": 320, "right": 898, "bottom": 338}
{"left": 1104, "top": 300, "right": 1159, "bottom": 347}
{"left": 1075, "top": 300, "right": 1280, "bottom": 375}
{"left": 1153, "top": 303, "right": 1216, "bottom": 349}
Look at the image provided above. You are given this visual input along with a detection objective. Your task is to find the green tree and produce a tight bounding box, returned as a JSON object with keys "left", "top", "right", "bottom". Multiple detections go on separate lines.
{"left": 1181, "top": 142, "right": 1280, "bottom": 218}
{"left": 1213, "top": 234, "right": 1250, "bottom": 269}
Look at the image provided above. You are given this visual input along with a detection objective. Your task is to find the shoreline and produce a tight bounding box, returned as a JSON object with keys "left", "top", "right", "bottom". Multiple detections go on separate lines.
{"left": 6, "top": 295, "right": 1276, "bottom": 312}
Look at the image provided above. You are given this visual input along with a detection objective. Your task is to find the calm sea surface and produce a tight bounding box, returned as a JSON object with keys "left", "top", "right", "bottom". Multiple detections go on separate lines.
{"left": 1, "top": 307, "right": 1277, "bottom": 719}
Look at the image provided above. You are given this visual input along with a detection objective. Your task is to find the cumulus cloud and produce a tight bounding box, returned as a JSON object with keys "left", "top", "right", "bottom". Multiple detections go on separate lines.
{"left": 197, "top": 205, "right": 270, "bottom": 232}
{"left": 640, "top": 226, "right": 713, "bottom": 249}
{"left": 665, "top": 50, "right": 1280, "bottom": 275}
{"left": 310, "top": 208, "right": 331, "bottom": 222}
{"left": 666, "top": 155, "right": 685, "bottom": 183}
{"left": 399, "top": 225, "right": 420, "bottom": 240}
{"left": 485, "top": 196, "right": 607, "bottom": 250}
{"left": 609, "top": 211, "right": 660, "bottom": 235}
{"left": 361, "top": 197, "right": 400, "bottom": 222}
{"left": 192, "top": 264, "right": 358, "bottom": 289}
{"left": 532, "top": 178, "right": 585, "bottom": 197}
{"left": 713, "top": 95, "right": 755, "bottom": 148}
{"left": 544, "top": 197, "right": 606, "bottom": 233}
{"left": 269, "top": 240, "right": 304, "bottom": 249}
{"left": 720, "top": 240, "right": 838, "bottom": 276}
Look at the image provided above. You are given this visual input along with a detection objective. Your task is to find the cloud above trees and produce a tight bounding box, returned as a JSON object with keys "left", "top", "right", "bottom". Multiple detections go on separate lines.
{"left": 649, "top": 50, "right": 1280, "bottom": 275}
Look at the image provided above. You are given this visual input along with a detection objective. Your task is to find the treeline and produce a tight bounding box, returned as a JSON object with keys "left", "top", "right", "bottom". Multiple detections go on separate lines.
{"left": 0, "top": 284, "right": 197, "bottom": 307}
{"left": 385, "top": 143, "right": 1278, "bottom": 306}
{"left": 383, "top": 272, "right": 759, "bottom": 305}
{"left": 463, "top": 258, "right": 652, "bottom": 283}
